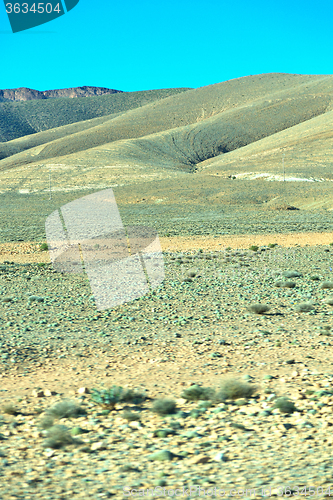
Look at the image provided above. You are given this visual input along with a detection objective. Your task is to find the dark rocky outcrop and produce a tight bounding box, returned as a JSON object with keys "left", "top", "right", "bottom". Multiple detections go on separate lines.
{"left": 0, "top": 86, "right": 123, "bottom": 102}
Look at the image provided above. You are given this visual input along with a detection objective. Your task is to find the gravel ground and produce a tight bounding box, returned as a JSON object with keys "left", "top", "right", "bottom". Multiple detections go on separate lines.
{"left": 1, "top": 243, "right": 333, "bottom": 498}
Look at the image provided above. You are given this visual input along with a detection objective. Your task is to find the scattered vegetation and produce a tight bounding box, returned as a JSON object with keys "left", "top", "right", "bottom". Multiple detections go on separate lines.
{"left": 248, "top": 303, "right": 270, "bottom": 314}
{"left": 28, "top": 295, "right": 44, "bottom": 303}
{"left": 120, "top": 388, "right": 147, "bottom": 405}
{"left": 152, "top": 399, "right": 177, "bottom": 416}
{"left": 90, "top": 387, "right": 124, "bottom": 410}
{"left": 39, "top": 243, "right": 48, "bottom": 251}
{"left": 90, "top": 386, "right": 146, "bottom": 410}
{"left": 249, "top": 245, "right": 259, "bottom": 252}
{"left": 2, "top": 404, "right": 19, "bottom": 416}
{"left": 215, "top": 378, "right": 257, "bottom": 401}
{"left": 273, "top": 397, "right": 297, "bottom": 414}
{"left": 43, "top": 424, "right": 77, "bottom": 449}
{"left": 275, "top": 280, "right": 296, "bottom": 288}
{"left": 47, "top": 400, "right": 86, "bottom": 419}
{"left": 38, "top": 415, "right": 55, "bottom": 430}
{"left": 181, "top": 384, "right": 215, "bottom": 402}
{"left": 295, "top": 302, "right": 315, "bottom": 313}
{"left": 282, "top": 271, "right": 303, "bottom": 278}
{"left": 320, "top": 281, "right": 333, "bottom": 290}
{"left": 121, "top": 410, "right": 141, "bottom": 422}
{"left": 268, "top": 243, "right": 278, "bottom": 248}
{"left": 319, "top": 326, "right": 331, "bottom": 336}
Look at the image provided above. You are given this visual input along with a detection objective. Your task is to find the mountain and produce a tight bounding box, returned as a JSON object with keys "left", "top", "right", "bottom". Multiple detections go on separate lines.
{"left": 0, "top": 87, "right": 193, "bottom": 143}
{"left": 0, "top": 86, "right": 123, "bottom": 102}
{"left": 1, "top": 73, "right": 333, "bottom": 169}
{"left": 1, "top": 73, "right": 333, "bottom": 227}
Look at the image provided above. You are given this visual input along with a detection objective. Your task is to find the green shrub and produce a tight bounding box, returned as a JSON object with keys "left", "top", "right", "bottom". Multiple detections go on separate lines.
{"left": 121, "top": 410, "right": 141, "bottom": 422}
{"left": 249, "top": 245, "right": 259, "bottom": 252}
{"left": 43, "top": 425, "right": 76, "bottom": 449}
{"left": 273, "top": 397, "right": 297, "bottom": 414}
{"left": 28, "top": 295, "right": 44, "bottom": 303}
{"left": 295, "top": 302, "right": 315, "bottom": 313}
{"left": 120, "top": 388, "right": 147, "bottom": 405}
{"left": 39, "top": 243, "right": 48, "bottom": 251}
{"left": 2, "top": 404, "right": 19, "bottom": 416}
{"left": 2, "top": 297, "right": 13, "bottom": 303}
{"left": 275, "top": 281, "right": 296, "bottom": 288}
{"left": 215, "top": 378, "right": 257, "bottom": 402}
{"left": 320, "top": 281, "right": 333, "bottom": 290}
{"left": 248, "top": 304, "right": 270, "bottom": 314}
{"left": 90, "top": 386, "right": 146, "bottom": 409}
{"left": 181, "top": 385, "right": 215, "bottom": 402}
{"left": 310, "top": 275, "right": 320, "bottom": 281}
{"left": 90, "top": 386, "right": 124, "bottom": 409}
{"left": 268, "top": 243, "right": 277, "bottom": 248}
{"left": 282, "top": 270, "right": 302, "bottom": 278}
{"left": 39, "top": 415, "right": 55, "bottom": 430}
{"left": 47, "top": 400, "right": 86, "bottom": 419}
{"left": 152, "top": 399, "right": 177, "bottom": 416}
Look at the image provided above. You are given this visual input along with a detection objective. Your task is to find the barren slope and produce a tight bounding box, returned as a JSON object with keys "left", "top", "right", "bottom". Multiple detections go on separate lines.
{"left": 0, "top": 87, "right": 191, "bottom": 143}
{"left": 1, "top": 73, "right": 332, "bottom": 174}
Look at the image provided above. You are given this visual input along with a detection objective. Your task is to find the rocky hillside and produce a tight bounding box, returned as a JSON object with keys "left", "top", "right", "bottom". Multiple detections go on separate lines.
{"left": 0, "top": 86, "right": 123, "bottom": 102}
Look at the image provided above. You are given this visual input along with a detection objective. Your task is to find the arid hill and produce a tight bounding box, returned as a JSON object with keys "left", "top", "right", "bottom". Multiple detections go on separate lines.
{"left": 0, "top": 73, "right": 333, "bottom": 228}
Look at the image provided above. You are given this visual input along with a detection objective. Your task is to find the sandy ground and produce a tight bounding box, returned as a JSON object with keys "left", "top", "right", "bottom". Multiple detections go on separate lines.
{"left": 0, "top": 231, "right": 332, "bottom": 264}
{"left": 0, "top": 230, "right": 332, "bottom": 405}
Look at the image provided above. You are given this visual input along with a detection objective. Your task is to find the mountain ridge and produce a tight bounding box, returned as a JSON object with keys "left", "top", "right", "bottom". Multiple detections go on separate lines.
{"left": 0, "top": 86, "right": 123, "bottom": 102}
{"left": 1, "top": 73, "right": 333, "bottom": 214}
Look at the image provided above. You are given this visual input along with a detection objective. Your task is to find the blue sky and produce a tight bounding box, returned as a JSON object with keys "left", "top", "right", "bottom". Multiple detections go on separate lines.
{"left": 0, "top": 0, "right": 332, "bottom": 92}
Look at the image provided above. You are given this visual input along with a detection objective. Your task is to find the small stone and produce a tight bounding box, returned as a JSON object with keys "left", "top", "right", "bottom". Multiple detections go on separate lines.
{"left": 91, "top": 441, "right": 107, "bottom": 451}
{"left": 129, "top": 421, "right": 142, "bottom": 429}
{"left": 77, "top": 387, "right": 90, "bottom": 395}
{"left": 32, "top": 389, "right": 44, "bottom": 397}
{"left": 44, "top": 450, "right": 56, "bottom": 458}
{"left": 44, "top": 390, "right": 57, "bottom": 397}
{"left": 213, "top": 452, "right": 228, "bottom": 462}
{"left": 189, "top": 454, "right": 210, "bottom": 465}
{"left": 176, "top": 398, "right": 187, "bottom": 405}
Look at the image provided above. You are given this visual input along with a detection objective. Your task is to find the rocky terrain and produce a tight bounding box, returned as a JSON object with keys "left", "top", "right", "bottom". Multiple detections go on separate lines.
{"left": 0, "top": 238, "right": 333, "bottom": 498}
{"left": 1, "top": 73, "right": 333, "bottom": 498}
{"left": 0, "top": 87, "right": 123, "bottom": 103}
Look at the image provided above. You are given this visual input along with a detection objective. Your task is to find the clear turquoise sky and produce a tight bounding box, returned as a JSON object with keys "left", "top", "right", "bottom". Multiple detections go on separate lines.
{"left": 1, "top": 0, "right": 332, "bottom": 91}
